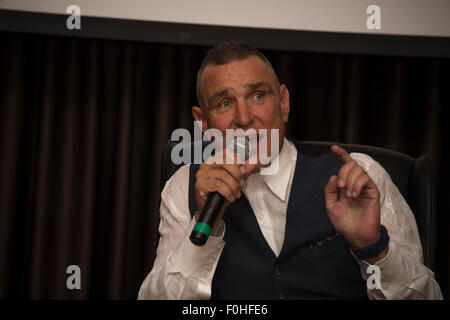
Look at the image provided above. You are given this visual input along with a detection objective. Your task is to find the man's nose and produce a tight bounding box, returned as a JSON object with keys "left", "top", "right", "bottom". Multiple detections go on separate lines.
{"left": 234, "top": 100, "right": 254, "bottom": 128}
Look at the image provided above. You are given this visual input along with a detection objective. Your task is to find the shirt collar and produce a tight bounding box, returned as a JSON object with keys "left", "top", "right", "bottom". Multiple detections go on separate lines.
{"left": 260, "top": 137, "right": 297, "bottom": 202}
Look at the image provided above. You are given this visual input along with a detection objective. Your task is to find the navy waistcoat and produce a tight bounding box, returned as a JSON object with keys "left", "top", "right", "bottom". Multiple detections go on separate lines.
{"left": 188, "top": 139, "right": 367, "bottom": 299}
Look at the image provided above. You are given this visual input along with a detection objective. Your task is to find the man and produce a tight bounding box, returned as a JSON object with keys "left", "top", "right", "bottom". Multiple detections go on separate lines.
{"left": 138, "top": 41, "right": 442, "bottom": 299}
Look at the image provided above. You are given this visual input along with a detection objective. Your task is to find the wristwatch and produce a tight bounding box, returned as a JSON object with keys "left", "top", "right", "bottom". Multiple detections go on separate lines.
{"left": 354, "top": 225, "right": 390, "bottom": 260}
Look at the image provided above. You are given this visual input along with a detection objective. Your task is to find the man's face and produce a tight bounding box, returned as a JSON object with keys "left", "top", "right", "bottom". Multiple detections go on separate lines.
{"left": 193, "top": 55, "right": 290, "bottom": 154}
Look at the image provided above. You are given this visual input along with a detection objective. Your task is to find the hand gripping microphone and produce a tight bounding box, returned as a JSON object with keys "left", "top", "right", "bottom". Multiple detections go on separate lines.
{"left": 190, "top": 136, "right": 251, "bottom": 246}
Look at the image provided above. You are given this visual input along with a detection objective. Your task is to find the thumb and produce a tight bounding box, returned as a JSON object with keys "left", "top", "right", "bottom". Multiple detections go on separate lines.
{"left": 243, "top": 162, "right": 259, "bottom": 176}
{"left": 241, "top": 154, "right": 261, "bottom": 177}
{"left": 324, "top": 175, "right": 339, "bottom": 205}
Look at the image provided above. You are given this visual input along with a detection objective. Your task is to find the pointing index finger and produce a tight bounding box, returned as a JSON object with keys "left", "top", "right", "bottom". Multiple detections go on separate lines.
{"left": 331, "top": 145, "right": 352, "bottom": 163}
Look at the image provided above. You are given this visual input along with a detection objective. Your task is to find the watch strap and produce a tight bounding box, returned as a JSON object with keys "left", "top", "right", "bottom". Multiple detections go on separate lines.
{"left": 355, "top": 225, "right": 390, "bottom": 260}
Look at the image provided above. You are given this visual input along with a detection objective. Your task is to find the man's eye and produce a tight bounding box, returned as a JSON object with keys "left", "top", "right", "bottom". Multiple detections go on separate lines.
{"left": 253, "top": 93, "right": 265, "bottom": 100}
{"left": 219, "top": 100, "right": 233, "bottom": 108}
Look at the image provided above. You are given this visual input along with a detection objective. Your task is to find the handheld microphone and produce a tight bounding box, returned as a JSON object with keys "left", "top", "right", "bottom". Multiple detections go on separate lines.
{"left": 190, "top": 136, "right": 250, "bottom": 246}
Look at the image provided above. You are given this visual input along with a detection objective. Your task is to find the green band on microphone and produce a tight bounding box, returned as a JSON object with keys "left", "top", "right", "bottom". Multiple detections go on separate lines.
{"left": 193, "top": 222, "right": 212, "bottom": 237}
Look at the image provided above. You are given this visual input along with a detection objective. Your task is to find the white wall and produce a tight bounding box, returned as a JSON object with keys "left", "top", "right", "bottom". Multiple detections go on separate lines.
{"left": 1, "top": 0, "right": 449, "bottom": 38}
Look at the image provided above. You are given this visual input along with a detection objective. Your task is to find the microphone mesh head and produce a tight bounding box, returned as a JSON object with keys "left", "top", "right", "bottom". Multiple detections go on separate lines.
{"left": 228, "top": 136, "right": 251, "bottom": 161}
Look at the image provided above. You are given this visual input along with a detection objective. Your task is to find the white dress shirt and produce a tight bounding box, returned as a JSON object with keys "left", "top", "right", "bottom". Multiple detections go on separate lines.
{"left": 138, "top": 138, "right": 442, "bottom": 300}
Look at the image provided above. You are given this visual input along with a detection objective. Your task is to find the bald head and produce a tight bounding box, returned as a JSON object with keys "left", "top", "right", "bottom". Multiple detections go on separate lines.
{"left": 196, "top": 41, "right": 280, "bottom": 110}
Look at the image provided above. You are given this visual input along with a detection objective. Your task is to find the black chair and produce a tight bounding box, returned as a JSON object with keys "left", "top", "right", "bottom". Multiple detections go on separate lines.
{"left": 159, "top": 139, "right": 437, "bottom": 272}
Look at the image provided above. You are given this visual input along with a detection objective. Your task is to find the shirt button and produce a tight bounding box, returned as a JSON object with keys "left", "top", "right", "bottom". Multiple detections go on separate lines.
{"left": 274, "top": 268, "right": 281, "bottom": 276}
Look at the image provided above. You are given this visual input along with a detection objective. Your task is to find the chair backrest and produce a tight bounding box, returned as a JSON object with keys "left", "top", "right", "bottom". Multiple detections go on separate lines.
{"left": 160, "top": 139, "right": 437, "bottom": 272}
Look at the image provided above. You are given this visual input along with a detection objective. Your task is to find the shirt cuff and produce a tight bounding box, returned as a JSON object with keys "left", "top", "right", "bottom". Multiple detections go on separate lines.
{"left": 351, "top": 241, "right": 408, "bottom": 298}
{"left": 170, "top": 217, "right": 226, "bottom": 280}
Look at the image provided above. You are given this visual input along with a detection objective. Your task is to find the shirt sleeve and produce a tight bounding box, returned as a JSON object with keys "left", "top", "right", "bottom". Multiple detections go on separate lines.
{"left": 350, "top": 153, "right": 443, "bottom": 300}
{"left": 138, "top": 164, "right": 226, "bottom": 300}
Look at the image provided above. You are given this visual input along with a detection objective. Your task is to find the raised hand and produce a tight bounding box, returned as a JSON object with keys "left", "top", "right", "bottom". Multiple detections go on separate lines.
{"left": 324, "top": 145, "right": 381, "bottom": 250}
{"left": 194, "top": 147, "right": 260, "bottom": 233}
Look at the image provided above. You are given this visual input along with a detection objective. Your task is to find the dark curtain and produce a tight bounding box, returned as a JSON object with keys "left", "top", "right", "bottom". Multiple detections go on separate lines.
{"left": 0, "top": 31, "right": 449, "bottom": 299}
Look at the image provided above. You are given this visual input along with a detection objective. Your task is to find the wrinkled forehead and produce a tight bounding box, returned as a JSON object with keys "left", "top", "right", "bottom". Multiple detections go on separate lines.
{"left": 198, "top": 56, "right": 279, "bottom": 106}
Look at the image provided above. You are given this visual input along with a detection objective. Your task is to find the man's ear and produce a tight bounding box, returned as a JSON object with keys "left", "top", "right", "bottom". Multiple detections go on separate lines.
{"left": 279, "top": 84, "right": 290, "bottom": 123}
{"left": 192, "top": 106, "right": 209, "bottom": 132}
